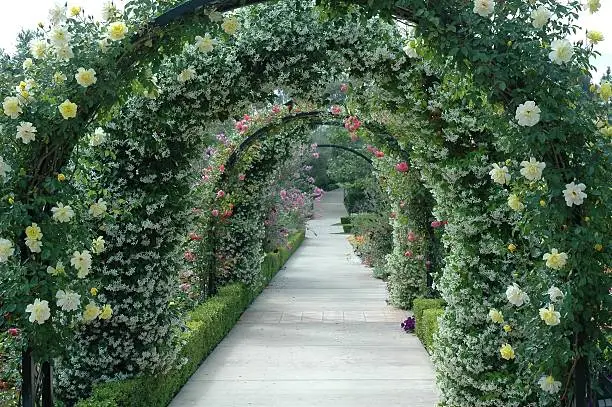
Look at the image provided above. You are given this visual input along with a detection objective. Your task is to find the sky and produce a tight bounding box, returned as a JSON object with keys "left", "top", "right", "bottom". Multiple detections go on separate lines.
{"left": 0, "top": 1, "right": 610, "bottom": 81}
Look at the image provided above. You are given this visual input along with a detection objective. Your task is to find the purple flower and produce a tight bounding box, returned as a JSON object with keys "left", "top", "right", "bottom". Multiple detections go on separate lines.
{"left": 401, "top": 316, "right": 415, "bottom": 333}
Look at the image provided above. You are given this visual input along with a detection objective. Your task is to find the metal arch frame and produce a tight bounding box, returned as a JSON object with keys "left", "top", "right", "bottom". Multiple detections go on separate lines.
{"left": 315, "top": 144, "right": 372, "bottom": 164}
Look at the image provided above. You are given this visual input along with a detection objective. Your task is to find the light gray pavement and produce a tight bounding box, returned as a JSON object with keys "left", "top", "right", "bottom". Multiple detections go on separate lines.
{"left": 170, "top": 189, "right": 438, "bottom": 407}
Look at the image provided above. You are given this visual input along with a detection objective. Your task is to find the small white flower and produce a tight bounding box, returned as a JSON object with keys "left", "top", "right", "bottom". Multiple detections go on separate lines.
{"left": 531, "top": 6, "right": 552, "bottom": 29}
{"left": 547, "top": 286, "right": 564, "bottom": 302}
{"left": 90, "top": 127, "right": 107, "bottom": 146}
{"left": 177, "top": 67, "right": 196, "bottom": 83}
{"left": 0, "top": 238, "right": 15, "bottom": 262}
{"left": 543, "top": 249, "right": 568, "bottom": 270}
{"left": 515, "top": 101, "right": 541, "bottom": 127}
{"left": 55, "top": 45, "right": 74, "bottom": 62}
{"left": 91, "top": 236, "right": 105, "bottom": 254}
{"left": 507, "top": 194, "right": 524, "bottom": 211}
{"left": 30, "top": 39, "right": 48, "bottom": 59}
{"left": 48, "top": 3, "right": 67, "bottom": 25}
{"left": 101, "top": 1, "right": 116, "bottom": 20}
{"left": 16, "top": 122, "right": 37, "bottom": 144}
{"left": 549, "top": 39, "right": 574, "bottom": 65}
{"left": 89, "top": 199, "right": 107, "bottom": 217}
{"left": 99, "top": 38, "right": 110, "bottom": 53}
{"left": 207, "top": 9, "right": 223, "bottom": 22}
{"left": 520, "top": 157, "right": 546, "bottom": 181}
{"left": 473, "top": 0, "right": 494, "bottom": 17}
{"left": 56, "top": 289, "right": 81, "bottom": 312}
{"left": 71, "top": 250, "right": 92, "bottom": 278}
{"left": 25, "top": 238, "right": 42, "bottom": 253}
{"left": 49, "top": 26, "right": 71, "bottom": 46}
{"left": 22, "top": 58, "right": 34, "bottom": 69}
{"left": 587, "top": 0, "right": 601, "bottom": 14}
{"left": 506, "top": 283, "right": 529, "bottom": 307}
{"left": 3, "top": 96, "right": 23, "bottom": 119}
{"left": 0, "top": 156, "right": 10, "bottom": 179}
{"left": 562, "top": 182, "right": 587, "bottom": 207}
{"left": 489, "top": 163, "right": 511, "bottom": 185}
{"left": 403, "top": 42, "right": 418, "bottom": 58}
{"left": 195, "top": 34, "right": 216, "bottom": 53}
{"left": 51, "top": 202, "right": 75, "bottom": 223}
{"left": 74, "top": 68, "right": 97, "bottom": 87}
{"left": 538, "top": 375, "right": 562, "bottom": 394}
{"left": 26, "top": 299, "right": 51, "bottom": 324}
{"left": 47, "top": 261, "right": 65, "bottom": 276}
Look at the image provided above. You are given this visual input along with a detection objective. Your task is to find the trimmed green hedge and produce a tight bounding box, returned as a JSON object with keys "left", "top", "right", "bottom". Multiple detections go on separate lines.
{"left": 421, "top": 308, "right": 444, "bottom": 352}
{"left": 76, "top": 230, "right": 305, "bottom": 407}
{"left": 412, "top": 297, "right": 445, "bottom": 349}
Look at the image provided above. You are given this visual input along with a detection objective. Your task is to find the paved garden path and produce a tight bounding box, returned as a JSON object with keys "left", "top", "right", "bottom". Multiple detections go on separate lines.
{"left": 170, "top": 189, "right": 438, "bottom": 407}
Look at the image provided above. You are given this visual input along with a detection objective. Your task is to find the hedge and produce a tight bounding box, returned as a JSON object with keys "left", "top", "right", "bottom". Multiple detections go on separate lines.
{"left": 412, "top": 297, "right": 445, "bottom": 348}
{"left": 421, "top": 308, "right": 444, "bottom": 352}
{"left": 76, "top": 230, "right": 306, "bottom": 407}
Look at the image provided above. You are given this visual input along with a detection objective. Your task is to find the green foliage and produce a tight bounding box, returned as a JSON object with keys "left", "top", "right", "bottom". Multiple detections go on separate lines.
{"left": 76, "top": 231, "right": 305, "bottom": 407}
{"left": 349, "top": 213, "right": 393, "bottom": 268}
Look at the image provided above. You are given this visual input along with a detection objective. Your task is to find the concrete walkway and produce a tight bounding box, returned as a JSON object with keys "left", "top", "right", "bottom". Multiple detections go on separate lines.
{"left": 170, "top": 189, "right": 438, "bottom": 407}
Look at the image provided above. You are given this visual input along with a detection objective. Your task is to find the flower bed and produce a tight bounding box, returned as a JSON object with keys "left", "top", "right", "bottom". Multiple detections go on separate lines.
{"left": 75, "top": 230, "right": 305, "bottom": 407}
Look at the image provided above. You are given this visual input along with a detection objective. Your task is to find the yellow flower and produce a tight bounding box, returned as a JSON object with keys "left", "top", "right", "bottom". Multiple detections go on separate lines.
{"left": 58, "top": 99, "right": 77, "bottom": 119}
{"left": 507, "top": 194, "right": 524, "bottom": 211}
{"left": 46, "top": 261, "right": 65, "bottom": 276}
{"left": 57, "top": 173, "right": 66, "bottom": 182}
{"left": 90, "top": 287, "right": 98, "bottom": 296}
{"left": 83, "top": 302, "right": 101, "bottom": 322}
{"left": 539, "top": 304, "right": 561, "bottom": 326}
{"left": 587, "top": 31, "right": 604, "bottom": 44}
{"left": 221, "top": 17, "right": 240, "bottom": 35}
{"left": 25, "top": 223, "right": 43, "bottom": 241}
{"left": 508, "top": 244, "right": 517, "bottom": 253}
{"left": 91, "top": 236, "right": 105, "bottom": 254}
{"left": 99, "top": 304, "right": 112, "bottom": 320}
{"left": 22, "top": 58, "right": 33, "bottom": 69}
{"left": 74, "top": 68, "right": 97, "bottom": 87}
{"left": 107, "top": 21, "right": 128, "bottom": 41}
{"left": 600, "top": 82, "right": 612, "bottom": 101}
{"left": 8, "top": 197, "right": 14, "bottom": 205}
{"left": 500, "top": 343, "right": 515, "bottom": 360}
{"left": 595, "top": 244, "right": 603, "bottom": 252}
{"left": 601, "top": 127, "right": 612, "bottom": 138}
{"left": 503, "top": 324, "right": 512, "bottom": 332}
{"left": 70, "top": 6, "right": 81, "bottom": 17}
{"left": 488, "top": 309, "right": 504, "bottom": 324}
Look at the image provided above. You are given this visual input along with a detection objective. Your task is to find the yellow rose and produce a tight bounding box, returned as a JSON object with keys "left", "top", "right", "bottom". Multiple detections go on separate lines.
{"left": 70, "top": 6, "right": 81, "bottom": 17}
{"left": 594, "top": 244, "right": 603, "bottom": 252}
{"left": 601, "top": 127, "right": 612, "bottom": 138}
{"left": 107, "top": 21, "right": 128, "bottom": 41}
{"left": 500, "top": 343, "right": 515, "bottom": 360}
{"left": 3, "top": 96, "right": 22, "bottom": 119}
{"left": 539, "top": 304, "right": 561, "bottom": 326}
{"left": 57, "top": 173, "right": 66, "bottom": 182}
{"left": 503, "top": 325, "right": 512, "bottom": 332}
{"left": 539, "top": 199, "right": 546, "bottom": 207}
{"left": 53, "top": 72, "right": 67, "bottom": 84}
{"left": 25, "top": 223, "right": 43, "bottom": 241}
{"left": 507, "top": 244, "right": 516, "bottom": 253}
{"left": 90, "top": 287, "right": 98, "bottom": 296}
{"left": 58, "top": 99, "right": 77, "bottom": 119}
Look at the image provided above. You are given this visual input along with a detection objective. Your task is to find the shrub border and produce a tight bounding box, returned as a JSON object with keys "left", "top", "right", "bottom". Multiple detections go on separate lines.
{"left": 412, "top": 297, "right": 444, "bottom": 353}
{"left": 75, "top": 230, "right": 306, "bottom": 407}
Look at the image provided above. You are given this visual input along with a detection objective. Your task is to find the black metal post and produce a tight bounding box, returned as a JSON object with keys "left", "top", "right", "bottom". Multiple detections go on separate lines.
{"left": 41, "top": 361, "right": 53, "bottom": 407}
{"left": 21, "top": 348, "right": 35, "bottom": 407}
{"left": 574, "top": 353, "right": 587, "bottom": 407}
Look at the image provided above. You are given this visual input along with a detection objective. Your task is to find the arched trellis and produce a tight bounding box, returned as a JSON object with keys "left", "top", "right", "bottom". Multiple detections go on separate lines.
{"left": 201, "top": 110, "right": 435, "bottom": 302}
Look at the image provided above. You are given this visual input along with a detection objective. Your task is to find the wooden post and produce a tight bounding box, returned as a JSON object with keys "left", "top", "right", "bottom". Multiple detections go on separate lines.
{"left": 41, "top": 361, "right": 53, "bottom": 407}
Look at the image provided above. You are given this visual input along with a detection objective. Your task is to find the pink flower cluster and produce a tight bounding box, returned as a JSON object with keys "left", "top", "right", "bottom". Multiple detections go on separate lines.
{"left": 235, "top": 114, "right": 251, "bottom": 134}
{"left": 331, "top": 105, "right": 342, "bottom": 115}
{"left": 344, "top": 116, "right": 362, "bottom": 133}
{"left": 395, "top": 162, "right": 409, "bottom": 172}
{"left": 366, "top": 145, "right": 384, "bottom": 158}
{"left": 431, "top": 220, "right": 448, "bottom": 228}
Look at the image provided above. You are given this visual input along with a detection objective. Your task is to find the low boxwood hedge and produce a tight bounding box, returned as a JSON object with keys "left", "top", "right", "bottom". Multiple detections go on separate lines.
{"left": 76, "top": 230, "right": 305, "bottom": 407}
{"left": 412, "top": 297, "right": 445, "bottom": 351}
{"left": 421, "top": 308, "right": 444, "bottom": 352}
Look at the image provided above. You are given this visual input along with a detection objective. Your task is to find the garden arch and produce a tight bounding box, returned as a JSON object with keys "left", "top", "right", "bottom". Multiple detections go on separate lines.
{"left": 0, "top": 1, "right": 608, "bottom": 407}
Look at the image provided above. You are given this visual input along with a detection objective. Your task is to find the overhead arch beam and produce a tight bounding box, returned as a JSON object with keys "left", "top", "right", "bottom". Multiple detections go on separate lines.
{"left": 315, "top": 144, "right": 372, "bottom": 164}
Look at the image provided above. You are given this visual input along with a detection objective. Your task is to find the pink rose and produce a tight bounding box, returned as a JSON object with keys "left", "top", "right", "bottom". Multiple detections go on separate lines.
{"left": 407, "top": 231, "right": 416, "bottom": 242}
{"left": 7, "top": 328, "right": 19, "bottom": 337}
{"left": 211, "top": 209, "right": 220, "bottom": 217}
{"left": 404, "top": 250, "right": 413, "bottom": 258}
{"left": 331, "top": 105, "right": 342, "bottom": 115}
{"left": 395, "top": 162, "right": 409, "bottom": 172}
{"left": 217, "top": 190, "right": 225, "bottom": 199}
